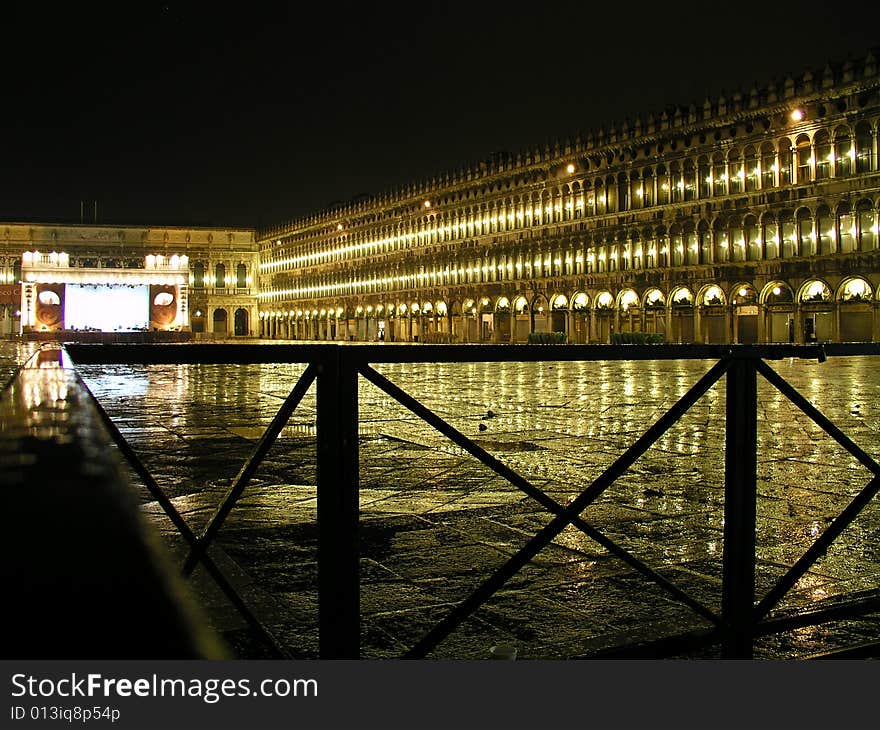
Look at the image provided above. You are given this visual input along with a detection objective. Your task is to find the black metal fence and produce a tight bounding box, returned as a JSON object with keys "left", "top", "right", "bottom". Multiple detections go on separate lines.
{"left": 60, "top": 342, "right": 880, "bottom": 659}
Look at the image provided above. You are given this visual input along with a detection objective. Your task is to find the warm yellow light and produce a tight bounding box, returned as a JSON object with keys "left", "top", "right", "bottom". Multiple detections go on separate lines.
{"left": 790, "top": 109, "right": 804, "bottom": 122}
{"left": 337, "top": 223, "right": 343, "bottom": 230}
{"left": 566, "top": 163, "right": 575, "bottom": 174}
{"left": 423, "top": 200, "right": 431, "bottom": 208}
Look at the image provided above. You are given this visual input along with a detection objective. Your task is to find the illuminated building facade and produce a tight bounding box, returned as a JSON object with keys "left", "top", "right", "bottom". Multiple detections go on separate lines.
{"left": 0, "top": 224, "right": 257, "bottom": 337}
{"left": 258, "top": 50, "right": 880, "bottom": 344}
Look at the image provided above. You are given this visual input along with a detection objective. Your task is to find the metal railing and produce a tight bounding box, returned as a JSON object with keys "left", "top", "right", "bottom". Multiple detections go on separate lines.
{"left": 62, "top": 341, "right": 880, "bottom": 659}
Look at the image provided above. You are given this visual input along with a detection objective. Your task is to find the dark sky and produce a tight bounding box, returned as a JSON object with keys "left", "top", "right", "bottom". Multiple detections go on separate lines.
{"left": 1, "top": 2, "right": 878, "bottom": 230}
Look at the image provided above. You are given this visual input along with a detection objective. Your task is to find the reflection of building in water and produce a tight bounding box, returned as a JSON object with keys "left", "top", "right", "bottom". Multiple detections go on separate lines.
{"left": 0, "top": 224, "right": 258, "bottom": 338}
{"left": 257, "top": 50, "right": 880, "bottom": 344}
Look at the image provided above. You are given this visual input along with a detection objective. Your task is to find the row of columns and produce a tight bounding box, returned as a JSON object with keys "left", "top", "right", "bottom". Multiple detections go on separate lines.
{"left": 260, "top": 301, "right": 880, "bottom": 344}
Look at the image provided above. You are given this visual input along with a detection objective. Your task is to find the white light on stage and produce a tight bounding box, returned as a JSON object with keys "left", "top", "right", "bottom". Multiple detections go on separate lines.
{"left": 64, "top": 284, "right": 150, "bottom": 331}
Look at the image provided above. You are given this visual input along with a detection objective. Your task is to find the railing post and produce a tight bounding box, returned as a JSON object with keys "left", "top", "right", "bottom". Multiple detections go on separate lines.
{"left": 721, "top": 356, "right": 758, "bottom": 658}
{"left": 315, "top": 346, "right": 360, "bottom": 658}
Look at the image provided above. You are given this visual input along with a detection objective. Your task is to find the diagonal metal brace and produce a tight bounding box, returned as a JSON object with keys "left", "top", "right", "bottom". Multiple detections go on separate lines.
{"left": 182, "top": 363, "right": 318, "bottom": 577}
{"left": 76, "top": 372, "right": 292, "bottom": 658}
{"left": 755, "top": 360, "right": 880, "bottom": 476}
{"left": 402, "top": 357, "right": 731, "bottom": 658}
{"left": 360, "top": 364, "right": 720, "bottom": 627}
{"left": 753, "top": 360, "right": 880, "bottom": 619}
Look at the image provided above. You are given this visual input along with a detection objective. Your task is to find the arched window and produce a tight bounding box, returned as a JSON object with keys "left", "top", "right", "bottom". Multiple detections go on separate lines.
{"left": 644, "top": 234, "right": 656, "bottom": 268}
{"left": 630, "top": 171, "right": 643, "bottom": 209}
{"left": 712, "top": 153, "right": 727, "bottom": 196}
{"left": 728, "top": 148, "right": 744, "bottom": 194}
{"left": 745, "top": 216, "right": 761, "bottom": 260}
{"left": 656, "top": 165, "right": 670, "bottom": 205}
{"left": 683, "top": 160, "right": 696, "bottom": 201}
{"left": 236, "top": 263, "right": 247, "bottom": 289}
{"left": 713, "top": 222, "right": 729, "bottom": 261}
{"left": 800, "top": 279, "right": 832, "bottom": 303}
{"left": 617, "top": 173, "right": 629, "bottom": 211}
{"left": 729, "top": 220, "right": 745, "bottom": 261}
{"left": 838, "top": 204, "right": 856, "bottom": 254}
{"left": 763, "top": 215, "right": 780, "bottom": 258}
{"left": 744, "top": 146, "right": 759, "bottom": 191}
{"left": 631, "top": 232, "right": 643, "bottom": 269}
{"left": 605, "top": 175, "right": 616, "bottom": 212}
{"left": 670, "top": 162, "right": 682, "bottom": 203}
{"left": 193, "top": 262, "right": 205, "bottom": 288}
{"left": 834, "top": 127, "right": 853, "bottom": 177}
{"left": 583, "top": 181, "right": 595, "bottom": 216}
{"left": 761, "top": 142, "right": 777, "bottom": 188}
{"left": 698, "top": 221, "right": 712, "bottom": 263}
{"left": 595, "top": 179, "right": 606, "bottom": 215}
{"left": 778, "top": 140, "right": 793, "bottom": 185}
{"left": 685, "top": 224, "right": 699, "bottom": 265}
{"left": 619, "top": 238, "right": 631, "bottom": 271}
{"left": 608, "top": 241, "right": 619, "bottom": 272}
{"left": 641, "top": 169, "right": 654, "bottom": 207}
{"left": 797, "top": 209, "right": 815, "bottom": 256}
{"left": 698, "top": 156, "right": 711, "bottom": 198}
{"left": 780, "top": 211, "right": 797, "bottom": 257}
{"left": 671, "top": 226, "right": 684, "bottom": 266}
{"left": 857, "top": 200, "right": 877, "bottom": 251}
{"left": 855, "top": 122, "right": 873, "bottom": 173}
{"left": 796, "top": 135, "right": 812, "bottom": 183}
{"left": 657, "top": 233, "right": 669, "bottom": 267}
{"left": 816, "top": 207, "right": 834, "bottom": 254}
{"left": 814, "top": 130, "right": 832, "bottom": 179}
{"left": 214, "top": 263, "right": 226, "bottom": 289}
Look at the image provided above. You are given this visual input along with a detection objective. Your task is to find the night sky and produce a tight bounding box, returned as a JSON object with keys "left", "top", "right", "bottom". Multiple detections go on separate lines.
{"left": 1, "top": 2, "right": 878, "bottom": 231}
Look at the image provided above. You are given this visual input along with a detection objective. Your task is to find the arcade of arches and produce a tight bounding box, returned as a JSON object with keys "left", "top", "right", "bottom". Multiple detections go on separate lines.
{"left": 258, "top": 276, "right": 880, "bottom": 344}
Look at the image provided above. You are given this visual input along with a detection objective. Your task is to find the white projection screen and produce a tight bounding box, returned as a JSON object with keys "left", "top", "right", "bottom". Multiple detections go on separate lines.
{"left": 64, "top": 284, "right": 150, "bottom": 331}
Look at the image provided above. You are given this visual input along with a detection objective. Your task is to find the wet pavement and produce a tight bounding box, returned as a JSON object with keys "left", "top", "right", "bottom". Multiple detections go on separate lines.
{"left": 3, "top": 339, "right": 880, "bottom": 658}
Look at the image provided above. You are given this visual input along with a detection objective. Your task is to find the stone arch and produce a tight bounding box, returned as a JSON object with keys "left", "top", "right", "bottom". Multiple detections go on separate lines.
{"left": 233, "top": 307, "right": 249, "bottom": 337}
{"left": 760, "top": 281, "right": 794, "bottom": 304}
{"left": 798, "top": 279, "right": 833, "bottom": 303}
{"left": 212, "top": 308, "right": 228, "bottom": 336}
{"left": 836, "top": 276, "right": 873, "bottom": 302}
{"left": 699, "top": 284, "right": 727, "bottom": 306}
{"left": 837, "top": 277, "right": 874, "bottom": 342}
